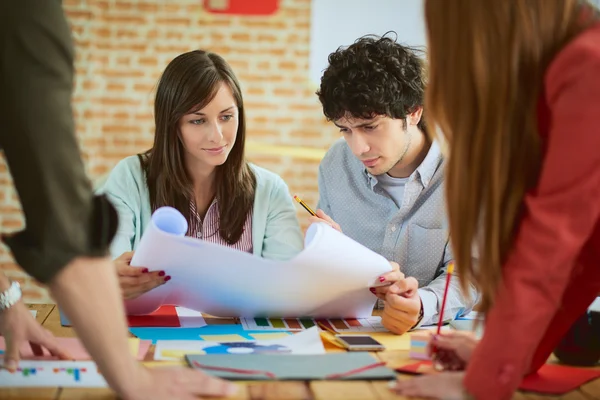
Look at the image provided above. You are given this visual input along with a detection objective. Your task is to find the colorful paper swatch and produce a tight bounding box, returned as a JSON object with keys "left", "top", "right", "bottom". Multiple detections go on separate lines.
{"left": 127, "top": 305, "right": 180, "bottom": 327}
{"left": 409, "top": 333, "right": 431, "bottom": 360}
{"left": 241, "top": 316, "right": 387, "bottom": 332}
{"left": 127, "top": 306, "right": 207, "bottom": 328}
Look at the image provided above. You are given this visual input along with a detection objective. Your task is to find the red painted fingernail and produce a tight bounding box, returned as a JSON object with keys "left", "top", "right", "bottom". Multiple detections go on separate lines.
{"left": 379, "top": 276, "right": 385, "bottom": 283}
{"left": 142, "top": 268, "right": 149, "bottom": 273}
{"left": 158, "top": 271, "right": 165, "bottom": 277}
{"left": 164, "top": 276, "right": 171, "bottom": 282}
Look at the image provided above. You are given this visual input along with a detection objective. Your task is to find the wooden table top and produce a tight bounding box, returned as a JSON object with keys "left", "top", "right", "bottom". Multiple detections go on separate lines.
{"left": 1, "top": 304, "right": 598, "bottom": 400}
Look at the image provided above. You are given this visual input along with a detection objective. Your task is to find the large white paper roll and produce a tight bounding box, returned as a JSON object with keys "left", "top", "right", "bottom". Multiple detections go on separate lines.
{"left": 125, "top": 207, "right": 391, "bottom": 318}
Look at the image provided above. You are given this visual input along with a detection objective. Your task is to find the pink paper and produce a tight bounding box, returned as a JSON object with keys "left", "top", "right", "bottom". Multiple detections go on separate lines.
{"left": 0, "top": 337, "right": 151, "bottom": 361}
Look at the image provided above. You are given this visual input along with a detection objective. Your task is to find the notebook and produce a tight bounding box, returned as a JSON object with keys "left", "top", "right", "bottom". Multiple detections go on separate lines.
{"left": 186, "top": 352, "right": 397, "bottom": 380}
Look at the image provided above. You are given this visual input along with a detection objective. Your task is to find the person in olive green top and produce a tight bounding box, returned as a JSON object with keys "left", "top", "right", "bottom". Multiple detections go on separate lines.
{"left": 0, "top": 1, "right": 235, "bottom": 399}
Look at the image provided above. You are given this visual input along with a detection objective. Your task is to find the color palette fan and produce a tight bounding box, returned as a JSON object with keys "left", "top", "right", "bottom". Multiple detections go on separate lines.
{"left": 241, "top": 316, "right": 387, "bottom": 332}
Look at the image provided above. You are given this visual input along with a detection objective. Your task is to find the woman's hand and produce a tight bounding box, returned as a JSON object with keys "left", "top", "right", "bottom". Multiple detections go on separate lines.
{"left": 429, "top": 331, "right": 479, "bottom": 371}
{"left": 0, "top": 299, "right": 72, "bottom": 370}
{"left": 390, "top": 371, "right": 466, "bottom": 399}
{"left": 370, "top": 262, "right": 404, "bottom": 299}
{"left": 115, "top": 252, "right": 167, "bottom": 300}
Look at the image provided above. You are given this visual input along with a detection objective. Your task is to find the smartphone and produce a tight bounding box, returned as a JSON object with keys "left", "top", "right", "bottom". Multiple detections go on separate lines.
{"left": 334, "top": 334, "right": 386, "bottom": 351}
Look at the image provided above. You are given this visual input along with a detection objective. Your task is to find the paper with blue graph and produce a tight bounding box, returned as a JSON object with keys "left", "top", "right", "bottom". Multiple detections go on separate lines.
{"left": 154, "top": 326, "right": 325, "bottom": 361}
{"left": 125, "top": 207, "right": 391, "bottom": 318}
{"left": 0, "top": 360, "right": 107, "bottom": 387}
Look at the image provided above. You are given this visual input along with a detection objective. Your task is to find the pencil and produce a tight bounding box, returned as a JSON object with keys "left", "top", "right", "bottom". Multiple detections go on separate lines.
{"left": 293, "top": 195, "right": 317, "bottom": 216}
{"left": 316, "top": 321, "right": 338, "bottom": 335}
{"left": 436, "top": 262, "right": 455, "bottom": 335}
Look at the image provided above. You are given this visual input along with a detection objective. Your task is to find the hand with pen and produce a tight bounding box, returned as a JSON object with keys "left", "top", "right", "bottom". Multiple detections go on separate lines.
{"left": 293, "top": 195, "right": 342, "bottom": 232}
{"left": 428, "top": 331, "right": 478, "bottom": 371}
{"left": 308, "top": 209, "right": 343, "bottom": 232}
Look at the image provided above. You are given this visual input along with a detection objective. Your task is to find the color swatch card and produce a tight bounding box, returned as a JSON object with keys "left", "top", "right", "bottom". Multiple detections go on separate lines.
{"left": 154, "top": 326, "right": 324, "bottom": 361}
{"left": 241, "top": 316, "right": 387, "bottom": 332}
{"left": 0, "top": 360, "right": 107, "bottom": 387}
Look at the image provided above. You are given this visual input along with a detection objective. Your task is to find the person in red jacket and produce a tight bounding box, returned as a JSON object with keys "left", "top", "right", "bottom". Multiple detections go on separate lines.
{"left": 390, "top": 0, "right": 600, "bottom": 399}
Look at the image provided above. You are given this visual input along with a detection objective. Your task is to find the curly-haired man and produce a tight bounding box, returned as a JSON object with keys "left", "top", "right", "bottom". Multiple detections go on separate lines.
{"left": 312, "top": 34, "right": 478, "bottom": 335}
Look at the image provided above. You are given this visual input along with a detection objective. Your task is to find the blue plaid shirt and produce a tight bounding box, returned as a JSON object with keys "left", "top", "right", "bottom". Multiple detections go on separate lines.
{"left": 317, "top": 139, "right": 478, "bottom": 326}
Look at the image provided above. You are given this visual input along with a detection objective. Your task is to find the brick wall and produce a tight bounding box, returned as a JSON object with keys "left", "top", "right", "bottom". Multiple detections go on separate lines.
{"left": 0, "top": 0, "right": 339, "bottom": 303}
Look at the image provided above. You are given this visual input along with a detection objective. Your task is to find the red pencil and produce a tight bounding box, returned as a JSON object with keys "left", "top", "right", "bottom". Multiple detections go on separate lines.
{"left": 436, "top": 262, "right": 455, "bottom": 335}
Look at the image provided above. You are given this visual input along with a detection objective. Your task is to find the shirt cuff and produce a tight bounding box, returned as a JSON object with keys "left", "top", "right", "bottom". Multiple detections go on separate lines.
{"left": 414, "top": 288, "right": 438, "bottom": 328}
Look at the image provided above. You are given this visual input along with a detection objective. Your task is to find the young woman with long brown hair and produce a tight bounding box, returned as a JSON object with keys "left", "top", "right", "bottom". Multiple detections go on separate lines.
{"left": 100, "top": 50, "right": 304, "bottom": 300}
{"left": 391, "top": 1, "right": 600, "bottom": 398}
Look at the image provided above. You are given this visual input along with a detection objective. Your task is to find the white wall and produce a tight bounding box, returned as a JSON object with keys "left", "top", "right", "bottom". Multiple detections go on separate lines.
{"left": 309, "top": 0, "right": 426, "bottom": 85}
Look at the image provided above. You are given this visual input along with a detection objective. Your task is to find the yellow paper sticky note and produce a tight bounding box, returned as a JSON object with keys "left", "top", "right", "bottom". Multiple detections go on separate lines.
{"left": 199, "top": 334, "right": 247, "bottom": 342}
{"left": 361, "top": 332, "right": 411, "bottom": 351}
{"left": 249, "top": 332, "right": 291, "bottom": 340}
{"left": 143, "top": 360, "right": 188, "bottom": 368}
{"left": 128, "top": 338, "right": 140, "bottom": 357}
{"left": 160, "top": 349, "right": 206, "bottom": 359}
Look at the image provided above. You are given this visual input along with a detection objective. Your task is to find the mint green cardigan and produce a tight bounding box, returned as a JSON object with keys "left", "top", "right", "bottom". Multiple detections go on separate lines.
{"left": 98, "top": 156, "right": 304, "bottom": 260}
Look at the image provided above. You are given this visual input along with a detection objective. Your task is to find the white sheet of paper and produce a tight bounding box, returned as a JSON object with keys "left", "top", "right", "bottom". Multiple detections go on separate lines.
{"left": 0, "top": 360, "right": 107, "bottom": 387}
{"left": 30, "top": 310, "right": 37, "bottom": 318}
{"left": 175, "top": 307, "right": 207, "bottom": 328}
{"left": 126, "top": 207, "right": 391, "bottom": 318}
{"left": 154, "top": 326, "right": 325, "bottom": 361}
{"left": 589, "top": 297, "right": 600, "bottom": 312}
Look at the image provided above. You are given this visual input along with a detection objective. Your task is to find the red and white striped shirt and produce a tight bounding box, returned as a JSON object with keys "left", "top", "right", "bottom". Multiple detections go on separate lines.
{"left": 188, "top": 199, "right": 253, "bottom": 253}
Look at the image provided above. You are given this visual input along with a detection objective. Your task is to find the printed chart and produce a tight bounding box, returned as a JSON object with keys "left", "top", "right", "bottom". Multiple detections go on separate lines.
{"left": 241, "top": 316, "right": 387, "bottom": 332}
{"left": 0, "top": 361, "right": 107, "bottom": 387}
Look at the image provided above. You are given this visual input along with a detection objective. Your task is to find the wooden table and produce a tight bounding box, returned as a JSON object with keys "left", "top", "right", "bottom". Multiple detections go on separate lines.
{"left": 1, "top": 304, "right": 599, "bottom": 400}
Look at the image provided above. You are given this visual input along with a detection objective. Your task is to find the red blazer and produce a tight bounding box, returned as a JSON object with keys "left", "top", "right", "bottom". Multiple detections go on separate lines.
{"left": 464, "top": 22, "right": 600, "bottom": 399}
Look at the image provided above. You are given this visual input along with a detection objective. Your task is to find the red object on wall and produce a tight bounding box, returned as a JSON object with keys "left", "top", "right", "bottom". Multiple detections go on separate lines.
{"left": 203, "top": 0, "right": 279, "bottom": 16}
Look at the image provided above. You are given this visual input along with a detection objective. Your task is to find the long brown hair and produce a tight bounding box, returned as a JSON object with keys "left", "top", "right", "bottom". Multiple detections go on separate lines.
{"left": 140, "top": 50, "right": 256, "bottom": 244}
{"left": 424, "top": 0, "right": 597, "bottom": 314}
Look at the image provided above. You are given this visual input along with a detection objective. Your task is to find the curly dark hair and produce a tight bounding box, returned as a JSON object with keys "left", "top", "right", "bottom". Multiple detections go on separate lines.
{"left": 317, "top": 32, "right": 427, "bottom": 132}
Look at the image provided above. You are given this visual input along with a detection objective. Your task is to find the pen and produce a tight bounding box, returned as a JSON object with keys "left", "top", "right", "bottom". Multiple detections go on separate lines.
{"left": 293, "top": 195, "right": 316, "bottom": 216}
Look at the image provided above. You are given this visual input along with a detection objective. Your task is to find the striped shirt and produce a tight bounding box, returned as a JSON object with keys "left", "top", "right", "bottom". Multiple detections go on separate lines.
{"left": 188, "top": 199, "right": 253, "bottom": 253}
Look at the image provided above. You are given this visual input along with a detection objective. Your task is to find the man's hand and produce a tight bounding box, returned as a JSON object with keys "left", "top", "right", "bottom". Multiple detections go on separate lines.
{"left": 0, "top": 300, "right": 72, "bottom": 370}
{"left": 381, "top": 277, "right": 422, "bottom": 334}
{"left": 308, "top": 209, "right": 342, "bottom": 232}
